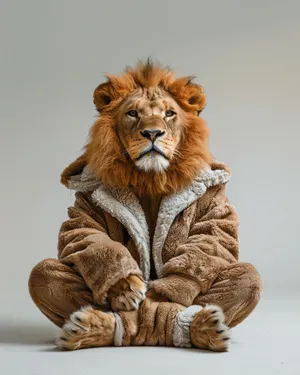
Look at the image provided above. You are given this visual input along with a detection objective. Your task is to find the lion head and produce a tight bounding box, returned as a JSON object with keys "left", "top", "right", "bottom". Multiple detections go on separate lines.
{"left": 85, "top": 60, "right": 212, "bottom": 196}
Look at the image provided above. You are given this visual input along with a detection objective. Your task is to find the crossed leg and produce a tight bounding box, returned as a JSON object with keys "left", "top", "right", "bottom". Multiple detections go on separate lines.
{"left": 29, "top": 259, "right": 261, "bottom": 351}
{"left": 194, "top": 263, "right": 262, "bottom": 328}
{"left": 29, "top": 258, "right": 94, "bottom": 327}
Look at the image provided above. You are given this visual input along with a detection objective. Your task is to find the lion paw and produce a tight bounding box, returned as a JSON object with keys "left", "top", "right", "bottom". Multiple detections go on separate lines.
{"left": 108, "top": 274, "right": 146, "bottom": 312}
{"left": 56, "top": 306, "right": 115, "bottom": 350}
{"left": 190, "top": 305, "right": 231, "bottom": 352}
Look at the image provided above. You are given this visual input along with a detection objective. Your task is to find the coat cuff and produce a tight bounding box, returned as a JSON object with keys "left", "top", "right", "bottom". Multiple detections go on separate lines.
{"left": 62, "top": 245, "right": 142, "bottom": 305}
{"left": 173, "top": 305, "right": 203, "bottom": 347}
{"left": 149, "top": 274, "right": 201, "bottom": 306}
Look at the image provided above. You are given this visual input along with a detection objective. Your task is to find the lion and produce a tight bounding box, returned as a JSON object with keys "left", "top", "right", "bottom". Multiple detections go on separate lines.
{"left": 29, "top": 60, "right": 262, "bottom": 351}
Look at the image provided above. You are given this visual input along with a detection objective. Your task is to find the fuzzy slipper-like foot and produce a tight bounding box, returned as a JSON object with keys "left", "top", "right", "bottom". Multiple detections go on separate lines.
{"left": 190, "top": 305, "right": 231, "bottom": 352}
{"left": 56, "top": 306, "right": 115, "bottom": 350}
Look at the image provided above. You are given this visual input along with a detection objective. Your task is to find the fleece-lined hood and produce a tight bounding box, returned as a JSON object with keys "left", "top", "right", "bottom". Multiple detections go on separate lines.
{"left": 60, "top": 155, "right": 231, "bottom": 281}
{"left": 61, "top": 154, "right": 231, "bottom": 194}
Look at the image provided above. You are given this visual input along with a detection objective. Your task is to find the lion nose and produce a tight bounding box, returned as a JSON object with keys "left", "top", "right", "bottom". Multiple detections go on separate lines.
{"left": 140, "top": 129, "right": 165, "bottom": 142}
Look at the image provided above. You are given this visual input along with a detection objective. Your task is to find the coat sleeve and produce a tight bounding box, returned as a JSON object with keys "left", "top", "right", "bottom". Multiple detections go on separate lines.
{"left": 58, "top": 192, "right": 142, "bottom": 305}
{"left": 149, "top": 184, "right": 239, "bottom": 306}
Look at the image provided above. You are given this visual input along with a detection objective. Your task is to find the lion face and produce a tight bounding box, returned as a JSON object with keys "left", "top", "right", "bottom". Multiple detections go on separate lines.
{"left": 86, "top": 61, "right": 212, "bottom": 196}
{"left": 116, "top": 87, "right": 184, "bottom": 172}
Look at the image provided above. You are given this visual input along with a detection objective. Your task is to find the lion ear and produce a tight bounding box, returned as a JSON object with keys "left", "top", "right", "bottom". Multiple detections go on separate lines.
{"left": 169, "top": 76, "right": 206, "bottom": 113}
{"left": 93, "top": 74, "right": 135, "bottom": 112}
{"left": 186, "top": 83, "right": 206, "bottom": 113}
{"left": 93, "top": 81, "right": 114, "bottom": 112}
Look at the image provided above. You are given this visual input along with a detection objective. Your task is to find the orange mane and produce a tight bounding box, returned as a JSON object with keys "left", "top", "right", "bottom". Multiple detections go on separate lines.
{"left": 85, "top": 60, "right": 212, "bottom": 196}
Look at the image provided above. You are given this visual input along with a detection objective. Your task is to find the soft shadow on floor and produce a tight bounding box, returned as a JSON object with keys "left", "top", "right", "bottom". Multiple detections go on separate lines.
{"left": 0, "top": 319, "right": 59, "bottom": 345}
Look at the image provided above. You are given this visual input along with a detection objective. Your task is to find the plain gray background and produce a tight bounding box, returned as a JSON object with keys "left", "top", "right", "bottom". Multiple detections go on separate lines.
{"left": 1, "top": 1, "right": 299, "bottom": 374}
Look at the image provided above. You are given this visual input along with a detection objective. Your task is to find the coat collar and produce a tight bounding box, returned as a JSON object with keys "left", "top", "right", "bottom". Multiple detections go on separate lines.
{"left": 67, "top": 164, "right": 231, "bottom": 281}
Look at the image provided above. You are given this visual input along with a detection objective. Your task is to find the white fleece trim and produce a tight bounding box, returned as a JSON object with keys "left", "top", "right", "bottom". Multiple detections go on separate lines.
{"left": 173, "top": 305, "right": 203, "bottom": 348}
{"left": 92, "top": 184, "right": 151, "bottom": 281}
{"left": 68, "top": 166, "right": 101, "bottom": 192}
{"left": 113, "top": 313, "right": 124, "bottom": 347}
{"left": 152, "top": 167, "right": 231, "bottom": 277}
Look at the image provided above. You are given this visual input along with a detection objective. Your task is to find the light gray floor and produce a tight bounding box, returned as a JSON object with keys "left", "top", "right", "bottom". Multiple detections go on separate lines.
{"left": 1, "top": 298, "right": 299, "bottom": 375}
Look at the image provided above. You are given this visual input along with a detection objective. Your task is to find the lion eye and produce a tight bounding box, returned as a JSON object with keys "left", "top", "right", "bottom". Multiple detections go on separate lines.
{"left": 165, "top": 110, "right": 176, "bottom": 117}
{"left": 127, "top": 110, "right": 138, "bottom": 118}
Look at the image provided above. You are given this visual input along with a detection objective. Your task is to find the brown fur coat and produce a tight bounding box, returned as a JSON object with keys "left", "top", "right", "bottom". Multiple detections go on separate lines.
{"left": 59, "top": 157, "right": 239, "bottom": 307}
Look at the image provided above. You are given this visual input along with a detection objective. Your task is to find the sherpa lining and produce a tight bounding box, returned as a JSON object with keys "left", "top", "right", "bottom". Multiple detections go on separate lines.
{"left": 92, "top": 185, "right": 151, "bottom": 280}
{"left": 113, "top": 313, "right": 124, "bottom": 346}
{"left": 173, "top": 305, "right": 203, "bottom": 347}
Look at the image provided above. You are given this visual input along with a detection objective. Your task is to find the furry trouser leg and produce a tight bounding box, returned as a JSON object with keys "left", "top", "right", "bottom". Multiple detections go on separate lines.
{"left": 29, "top": 258, "right": 94, "bottom": 326}
{"left": 193, "top": 263, "right": 262, "bottom": 327}
{"left": 28, "top": 259, "right": 184, "bottom": 346}
{"left": 29, "top": 259, "right": 261, "bottom": 350}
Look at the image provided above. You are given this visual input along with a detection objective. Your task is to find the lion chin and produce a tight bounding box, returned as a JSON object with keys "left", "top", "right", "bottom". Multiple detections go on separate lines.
{"left": 135, "top": 152, "right": 170, "bottom": 173}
